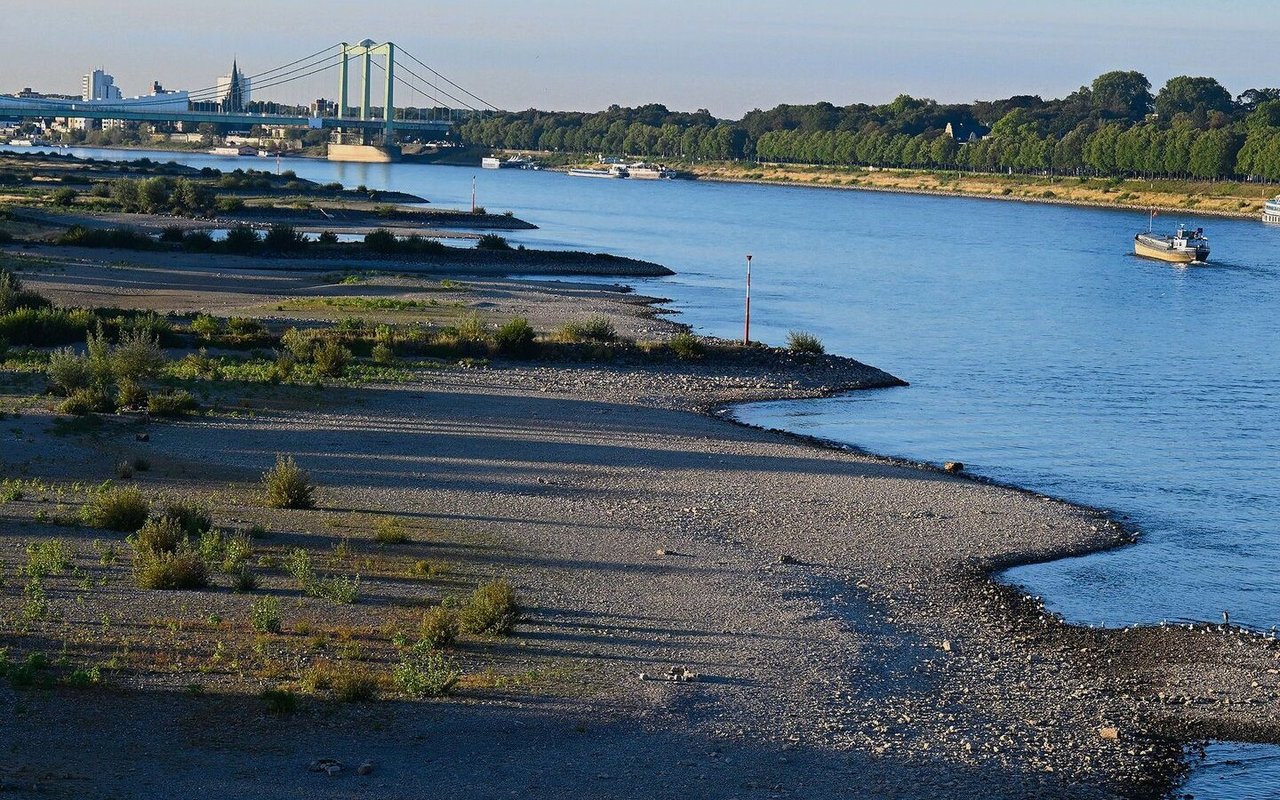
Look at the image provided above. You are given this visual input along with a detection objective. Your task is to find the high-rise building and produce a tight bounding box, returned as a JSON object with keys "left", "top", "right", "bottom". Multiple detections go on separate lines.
{"left": 217, "top": 61, "right": 252, "bottom": 112}
{"left": 82, "top": 69, "right": 123, "bottom": 102}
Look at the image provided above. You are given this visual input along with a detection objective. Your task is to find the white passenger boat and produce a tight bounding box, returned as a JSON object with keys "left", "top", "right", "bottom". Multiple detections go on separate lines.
{"left": 1264, "top": 195, "right": 1280, "bottom": 224}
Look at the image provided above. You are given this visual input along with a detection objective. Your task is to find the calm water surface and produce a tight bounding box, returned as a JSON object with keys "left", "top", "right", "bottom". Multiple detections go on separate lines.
{"left": 8, "top": 146, "right": 1279, "bottom": 793}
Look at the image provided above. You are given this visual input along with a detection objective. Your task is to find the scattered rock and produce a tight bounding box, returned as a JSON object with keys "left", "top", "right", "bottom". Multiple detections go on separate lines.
{"left": 309, "top": 758, "right": 343, "bottom": 775}
{"left": 1099, "top": 727, "right": 1120, "bottom": 741}
{"left": 357, "top": 761, "right": 374, "bottom": 776}
{"left": 638, "top": 672, "right": 649, "bottom": 681}
{"left": 941, "top": 639, "right": 954, "bottom": 653}
{"left": 655, "top": 548, "right": 668, "bottom": 557}
{"left": 944, "top": 461, "right": 964, "bottom": 473}
{"left": 664, "top": 666, "right": 699, "bottom": 682}
{"left": 135, "top": 433, "right": 150, "bottom": 442}
{"left": 778, "top": 554, "right": 799, "bottom": 565}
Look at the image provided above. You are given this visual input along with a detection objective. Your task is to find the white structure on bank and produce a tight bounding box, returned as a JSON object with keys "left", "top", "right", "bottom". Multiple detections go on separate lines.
{"left": 82, "top": 69, "right": 122, "bottom": 102}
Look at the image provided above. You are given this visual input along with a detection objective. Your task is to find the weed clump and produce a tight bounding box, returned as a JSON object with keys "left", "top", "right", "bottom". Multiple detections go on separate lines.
{"left": 134, "top": 549, "right": 209, "bottom": 590}
{"left": 494, "top": 317, "right": 536, "bottom": 359}
{"left": 373, "top": 517, "right": 411, "bottom": 544}
{"left": 669, "top": 332, "right": 706, "bottom": 361}
{"left": 418, "top": 606, "right": 460, "bottom": 648}
{"left": 394, "top": 642, "right": 460, "bottom": 698}
{"left": 459, "top": 579, "right": 520, "bottom": 636}
{"left": 59, "top": 387, "right": 113, "bottom": 415}
{"left": 250, "top": 596, "right": 283, "bottom": 633}
{"left": 311, "top": 338, "right": 350, "bottom": 378}
{"left": 81, "top": 483, "right": 150, "bottom": 531}
{"left": 148, "top": 389, "right": 198, "bottom": 416}
{"left": 785, "top": 330, "right": 825, "bottom": 355}
{"left": 261, "top": 455, "right": 315, "bottom": 509}
{"left": 558, "top": 315, "right": 617, "bottom": 343}
{"left": 261, "top": 687, "right": 299, "bottom": 713}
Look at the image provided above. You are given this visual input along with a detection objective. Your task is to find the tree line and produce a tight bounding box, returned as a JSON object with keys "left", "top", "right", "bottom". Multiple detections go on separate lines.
{"left": 459, "top": 72, "right": 1280, "bottom": 181}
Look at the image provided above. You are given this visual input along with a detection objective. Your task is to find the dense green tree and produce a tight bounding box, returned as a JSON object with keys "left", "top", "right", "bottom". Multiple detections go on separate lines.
{"left": 1156, "top": 76, "right": 1235, "bottom": 121}
{"left": 1090, "top": 70, "right": 1153, "bottom": 120}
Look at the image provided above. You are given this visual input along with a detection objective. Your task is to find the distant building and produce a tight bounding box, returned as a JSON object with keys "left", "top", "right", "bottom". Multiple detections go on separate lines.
{"left": 82, "top": 69, "right": 123, "bottom": 102}
{"left": 944, "top": 121, "right": 988, "bottom": 143}
{"left": 217, "top": 61, "right": 251, "bottom": 112}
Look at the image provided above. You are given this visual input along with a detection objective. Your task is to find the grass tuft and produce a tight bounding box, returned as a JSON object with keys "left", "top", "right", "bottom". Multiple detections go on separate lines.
{"left": 459, "top": 579, "right": 520, "bottom": 636}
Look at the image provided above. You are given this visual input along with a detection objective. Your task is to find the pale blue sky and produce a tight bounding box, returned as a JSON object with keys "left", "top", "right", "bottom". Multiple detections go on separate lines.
{"left": 6, "top": 0, "right": 1277, "bottom": 116}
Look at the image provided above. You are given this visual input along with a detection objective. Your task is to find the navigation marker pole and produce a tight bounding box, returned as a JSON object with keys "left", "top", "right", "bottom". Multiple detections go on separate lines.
{"left": 743, "top": 254, "right": 753, "bottom": 345}
{"left": 472, "top": 177, "right": 477, "bottom": 213}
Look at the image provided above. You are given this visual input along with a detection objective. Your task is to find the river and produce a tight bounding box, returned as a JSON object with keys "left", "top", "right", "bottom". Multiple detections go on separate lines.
{"left": 5, "top": 145, "right": 1278, "bottom": 797}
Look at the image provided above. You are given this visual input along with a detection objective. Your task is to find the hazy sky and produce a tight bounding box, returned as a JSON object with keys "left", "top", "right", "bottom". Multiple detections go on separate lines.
{"left": 5, "top": 0, "right": 1277, "bottom": 117}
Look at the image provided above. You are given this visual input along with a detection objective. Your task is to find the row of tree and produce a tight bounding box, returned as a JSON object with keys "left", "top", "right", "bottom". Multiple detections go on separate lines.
{"left": 459, "top": 71, "right": 1280, "bottom": 181}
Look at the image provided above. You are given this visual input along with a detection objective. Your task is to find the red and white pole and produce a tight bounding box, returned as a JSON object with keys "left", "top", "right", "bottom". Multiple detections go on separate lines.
{"left": 471, "top": 176, "right": 477, "bottom": 213}
{"left": 743, "top": 254, "right": 753, "bottom": 345}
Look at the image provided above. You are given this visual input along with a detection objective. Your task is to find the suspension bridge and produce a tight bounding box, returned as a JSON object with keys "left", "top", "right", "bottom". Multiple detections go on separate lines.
{"left": 0, "top": 41, "right": 497, "bottom": 161}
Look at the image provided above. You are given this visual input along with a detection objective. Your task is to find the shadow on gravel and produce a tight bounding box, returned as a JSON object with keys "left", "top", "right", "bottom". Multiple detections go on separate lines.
{"left": 0, "top": 681, "right": 1156, "bottom": 800}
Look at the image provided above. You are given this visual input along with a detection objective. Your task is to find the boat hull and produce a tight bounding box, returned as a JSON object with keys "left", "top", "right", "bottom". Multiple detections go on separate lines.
{"left": 1263, "top": 203, "right": 1280, "bottom": 224}
{"left": 1134, "top": 236, "right": 1208, "bottom": 264}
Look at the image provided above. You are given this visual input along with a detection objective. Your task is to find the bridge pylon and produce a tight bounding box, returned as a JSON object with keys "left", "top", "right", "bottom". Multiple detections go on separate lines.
{"left": 335, "top": 40, "right": 396, "bottom": 144}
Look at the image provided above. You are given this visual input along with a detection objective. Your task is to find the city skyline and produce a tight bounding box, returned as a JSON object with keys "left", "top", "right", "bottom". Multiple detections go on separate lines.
{"left": 5, "top": 0, "right": 1279, "bottom": 117}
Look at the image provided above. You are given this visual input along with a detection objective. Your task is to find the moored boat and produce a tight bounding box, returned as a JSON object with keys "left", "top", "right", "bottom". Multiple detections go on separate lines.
{"left": 1134, "top": 224, "right": 1210, "bottom": 264}
{"left": 567, "top": 166, "right": 627, "bottom": 178}
{"left": 1264, "top": 195, "right": 1280, "bottom": 224}
{"left": 624, "top": 162, "right": 675, "bottom": 180}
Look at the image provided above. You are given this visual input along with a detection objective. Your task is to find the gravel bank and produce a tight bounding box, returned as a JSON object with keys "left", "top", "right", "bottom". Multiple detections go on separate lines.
{"left": 0, "top": 266, "right": 1275, "bottom": 799}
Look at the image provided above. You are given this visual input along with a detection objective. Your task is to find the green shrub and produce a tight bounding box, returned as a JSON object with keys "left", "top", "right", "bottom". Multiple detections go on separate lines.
{"left": 307, "top": 574, "right": 360, "bottom": 604}
{"left": 330, "top": 665, "right": 378, "bottom": 702}
{"left": 221, "top": 532, "right": 252, "bottom": 573}
{"left": 24, "top": 539, "right": 71, "bottom": 579}
{"left": 135, "top": 516, "right": 184, "bottom": 554}
{"left": 494, "top": 317, "right": 536, "bottom": 359}
{"left": 280, "top": 327, "right": 312, "bottom": 361}
{"left": 312, "top": 339, "right": 350, "bottom": 377}
{"left": 46, "top": 347, "right": 92, "bottom": 394}
{"left": 261, "top": 455, "right": 315, "bottom": 509}
{"left": 81, "top": 483, "right": 149, "bottom": 531}
{"left": 51, "top": 187, "right": 78, "bottom": 207}
{"left": 785, "top": 330, "right": 825, "bottom": 355}
{"left": 418, "top": 606, "right": 459, "bottom": 648}
{"left": 59, "top": 386, "right": 113, "bottom": 415}
{"left": 0, "top": 307, "right": 94, "bottom": 346}
{"left": 373, "top": 517, "right": 410, "bottom": 544}
{"left": 371, "top": 341, "right": 395, "bottom": 365}
{"left": 475, "top": 234, "right": 512, "bottom": 251}
{"left": 56, "top": 225, "right": 155, "bottom": 250}
{"left": 190, "top": 314, "right": 221, "bottom": 338}
{"left": 261, "top": 687, "right": 298, "bottom": 713}
{"left": 669, "top": 332, "right": 706, "bottom": 361}
{"left": 215, "top": 197, "right": 245, "bottom": 214}
{"left": 0, "top": 270, "right": 50, "bottom": 314}
{"left": 134, "top": 549, "right": 209, "bottom": 590}
{"left": 111, "top": 328, "right": 166, "bottom": 383}
{"left": 364, "top": 228, "right": 398, "bottom": 254}
{"left": 183, "top": 230, "right": 215, "bottom": 252}
{"left": 283, "top": 547, "right": 314, "bottom": 587}
{"left": 158, "top": 225, "right": 186, "bottom": 243}
{"left": 148, "top": 389, "right": 198, "bottom": 416}
{"left": 227, "top": 317, "right": 264, "bottom": 336}
{"left": 160, "top": 500, "right": 212, "bottom": 536}
{"left": 317, "top": 230, "right": 339, "bottom": 244}
{"left": 459, "top": 579, "right": 520, "bottom": 636}
{"left": 250, "top": 596, "right": 282, "bottom": 633}
{"left": 394, "top": 642, "right": 460, "bottom": 698}
{"left": 222, "top": 224, "right": 259, "bottom": 254}
{"left": 264, "top": 223, "right": 306, "bottom": 253}
{"left": 558, "top": 315, "right": 617, "bottom": 343}
{"left": 232, "top": 568, "right": 258, "bottom": 593}
{"left": 116, "top": 379, "right": 147, "bottom": 409}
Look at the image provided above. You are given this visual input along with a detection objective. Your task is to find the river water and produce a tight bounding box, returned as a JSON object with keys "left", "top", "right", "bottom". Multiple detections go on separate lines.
{"left": 6, "top": 145, "right": 1278, "bottom": 797}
